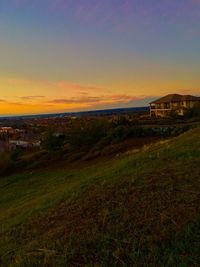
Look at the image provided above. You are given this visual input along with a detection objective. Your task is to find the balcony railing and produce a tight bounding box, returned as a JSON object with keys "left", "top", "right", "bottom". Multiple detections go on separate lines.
{"left": 150, "top": 107, "right": 171, "bottom": 110}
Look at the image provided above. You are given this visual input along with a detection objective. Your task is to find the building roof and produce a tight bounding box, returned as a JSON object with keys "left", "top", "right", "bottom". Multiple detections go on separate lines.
{"left": 150, "top": 94, "right": 200, "bottom": 104}
{"left": 181, "top": 95, "right": 200, "bottom": 101}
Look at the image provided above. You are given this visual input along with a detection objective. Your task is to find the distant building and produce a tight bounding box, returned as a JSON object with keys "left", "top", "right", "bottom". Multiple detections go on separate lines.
{"left": 9, "top": 140, "right": 41, "bottom": 149}
{"left": 9, "top": 140, "right": 29, "bottom": 149}
{"left": 150, "top": 94, "right": 200, "bottom": 117}
{"left": 0, "top": 127, "right": 15, "bottom": 135}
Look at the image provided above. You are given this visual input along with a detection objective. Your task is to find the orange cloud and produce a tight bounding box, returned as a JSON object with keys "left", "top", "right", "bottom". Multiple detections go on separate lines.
{"left": 20, "top": 96, "right": 46, "bottom": 101}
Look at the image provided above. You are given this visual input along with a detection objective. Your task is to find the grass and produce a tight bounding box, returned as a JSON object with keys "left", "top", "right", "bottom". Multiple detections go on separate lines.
{"left": 0, "top": 127, "right": 200, "bottom": 266}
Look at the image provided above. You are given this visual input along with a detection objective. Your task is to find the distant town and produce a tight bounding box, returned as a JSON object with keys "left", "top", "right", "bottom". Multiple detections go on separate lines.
{"left": 0, "top": 106, "right": 148, "bottom": 153}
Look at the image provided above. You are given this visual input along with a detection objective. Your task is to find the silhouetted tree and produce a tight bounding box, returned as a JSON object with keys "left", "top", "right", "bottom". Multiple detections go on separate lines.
{"left": 186, "top": 103, "right": 200, "bottom": 118}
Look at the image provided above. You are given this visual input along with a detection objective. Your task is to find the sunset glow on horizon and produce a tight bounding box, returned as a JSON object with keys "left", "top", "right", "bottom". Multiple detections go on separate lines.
{"left": 1, "top": 0, "right": 200, "bottom": 115}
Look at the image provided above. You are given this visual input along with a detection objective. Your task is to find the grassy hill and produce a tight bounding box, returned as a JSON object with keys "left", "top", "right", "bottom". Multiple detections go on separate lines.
{"left": 0, "top": 127, "right": 200, "bottom": 266}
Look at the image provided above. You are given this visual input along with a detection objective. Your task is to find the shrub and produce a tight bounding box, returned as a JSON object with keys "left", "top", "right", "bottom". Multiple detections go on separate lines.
{"left": 186, "top": 103, "right": 200, "bottom": 118}
{"left": 66, "top": 120, "right": 108, "bottom": 151}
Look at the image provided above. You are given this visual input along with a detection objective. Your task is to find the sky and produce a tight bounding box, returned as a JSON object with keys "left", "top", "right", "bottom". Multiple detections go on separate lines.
{"left": 0, "top": 0, "right": 200, "bottom": 115}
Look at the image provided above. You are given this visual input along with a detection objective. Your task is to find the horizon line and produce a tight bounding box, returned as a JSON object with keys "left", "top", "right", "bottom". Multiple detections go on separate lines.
{"left": 0, "top": 106, "right": 149, "bottom": 119}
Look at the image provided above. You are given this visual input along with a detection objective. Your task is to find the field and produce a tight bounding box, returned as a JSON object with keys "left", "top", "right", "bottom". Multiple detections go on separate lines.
{"left": 0, "top": 127, "right": 200, "bottom": 266}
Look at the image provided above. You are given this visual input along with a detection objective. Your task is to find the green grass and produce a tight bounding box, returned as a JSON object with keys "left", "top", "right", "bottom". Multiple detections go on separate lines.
{"left": 0, "top": 128, "right": 200, "bottom": 266}
{"left": 0, "top": 160, "right": 119, "bottom": 231}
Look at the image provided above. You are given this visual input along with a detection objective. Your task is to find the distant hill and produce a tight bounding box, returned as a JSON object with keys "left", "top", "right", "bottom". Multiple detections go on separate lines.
{"left": 1, "top": 127, "right": 200, "bottom": 266}
{"left": 0, "top": 106, "right": 149, "bottom": 120}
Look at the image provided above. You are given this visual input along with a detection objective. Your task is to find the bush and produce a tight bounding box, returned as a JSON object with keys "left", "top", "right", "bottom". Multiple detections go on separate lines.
{"left": 186, "top": 103, "right": 200, "bottom": 118}
{"left": 108, "top": 126, "right": 130, "bottom": 143}
{"left": 66, "top": 120, "right": 108, "bottom": 151}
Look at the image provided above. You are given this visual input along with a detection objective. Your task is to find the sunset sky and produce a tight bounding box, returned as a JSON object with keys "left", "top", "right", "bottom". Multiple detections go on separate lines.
{"left": 0, "top": 0, "right": 200, "bottom": 115}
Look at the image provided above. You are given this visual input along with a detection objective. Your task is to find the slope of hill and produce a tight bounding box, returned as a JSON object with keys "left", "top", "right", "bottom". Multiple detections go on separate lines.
{"left": 0, "top": 127, "right": 200, "bottom": 266}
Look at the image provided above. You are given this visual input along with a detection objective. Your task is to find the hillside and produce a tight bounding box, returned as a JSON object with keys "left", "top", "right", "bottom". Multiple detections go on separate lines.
{"left": 0, "top": 127, "right": 200, "bottom": 266}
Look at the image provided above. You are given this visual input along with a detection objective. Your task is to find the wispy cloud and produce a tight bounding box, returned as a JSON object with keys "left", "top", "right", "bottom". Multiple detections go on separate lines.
{"left": 20, "top": 96, "right": 45, "bottom": 101}
{"left": 0, "top": 98, "right": 24, "bottom": 106}
{"left": 55, "top": 81, "right": 110, "bottom": 94}
{"left": 48, "top": 0, "right": 200, "bottom": 33}
{"left": 2, "top": 0, "right": 200, "bottom": 38}
{"left": 50, "top": 96, "right": 102, "bottom": 104}
{"left": 49, "top": 94, "right": 150, "bottom": 109}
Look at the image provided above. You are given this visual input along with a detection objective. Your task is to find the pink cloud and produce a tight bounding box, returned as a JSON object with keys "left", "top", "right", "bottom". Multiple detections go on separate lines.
{"left": 4, "top": 1, "right": 200, "bottom": 38}
{"left": 48, "top": 94, "right": 152, "bottom": 109}
{"left": 50, "top": 96, "right": 101, "bottom": 104}
{"left": 55, "top": 81, "right": 110, "bottom": 94}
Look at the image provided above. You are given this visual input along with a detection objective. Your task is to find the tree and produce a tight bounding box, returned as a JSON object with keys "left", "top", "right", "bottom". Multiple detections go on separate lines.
{"left": 66, "top": 120, "right": 108, "bottom": 151}
{"left": 185, "top": 103, "right": 200, "bottom": 118}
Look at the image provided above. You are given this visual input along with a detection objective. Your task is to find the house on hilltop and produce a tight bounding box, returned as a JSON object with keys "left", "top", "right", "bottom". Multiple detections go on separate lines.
{"left": 150, "top": 94, "right": 200, "bottom": 117}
